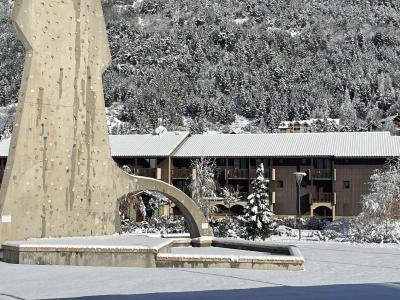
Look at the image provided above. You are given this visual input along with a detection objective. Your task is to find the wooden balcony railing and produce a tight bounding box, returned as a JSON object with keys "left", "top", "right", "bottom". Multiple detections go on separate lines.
{"left": 227, "top": 168, "right": 249, "bottom": 179}
{"left": 313, "top": 193, "right": 334, "bottom": 203}
{"left": 215, "top": 167, "right": 226, "bottom": 178}
{"left": 249, "top": 168, "right": 271, "bottom": 179}
{"left": 172, "top": 168, "right": 192, "bottom": 179}
{"left": 312, "top": 169, "right": 332, "bottom": 180}
{"left": 135, "top": 168, "right": 157, "bottom": 178}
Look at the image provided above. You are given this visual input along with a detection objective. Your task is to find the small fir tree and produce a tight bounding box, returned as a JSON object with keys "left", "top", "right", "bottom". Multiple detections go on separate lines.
{"left": 242, "top": 163, "right": 276, "bottom": 240}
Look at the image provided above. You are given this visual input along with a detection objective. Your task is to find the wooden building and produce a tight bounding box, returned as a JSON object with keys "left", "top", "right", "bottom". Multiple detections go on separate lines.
{"left": 0, "top": 131, "right": 399, "bottom": 220}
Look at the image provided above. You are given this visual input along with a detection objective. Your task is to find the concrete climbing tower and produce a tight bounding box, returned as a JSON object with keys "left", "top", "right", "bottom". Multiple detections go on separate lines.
{"left": 0, "top": 0, "right": 212, "bottom": 244}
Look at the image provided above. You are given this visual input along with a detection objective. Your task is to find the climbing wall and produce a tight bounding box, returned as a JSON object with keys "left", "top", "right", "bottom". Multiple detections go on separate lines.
{"left": 0, "top": 0, "right": 128, "bottom": 243}
{"left": 0, "top": 0, "right": 212, "bottom": 244}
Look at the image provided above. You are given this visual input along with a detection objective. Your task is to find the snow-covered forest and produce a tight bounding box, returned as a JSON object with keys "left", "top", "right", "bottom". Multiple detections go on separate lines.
{"left": 0, "top": 0, "right": 400, "bottom": 133}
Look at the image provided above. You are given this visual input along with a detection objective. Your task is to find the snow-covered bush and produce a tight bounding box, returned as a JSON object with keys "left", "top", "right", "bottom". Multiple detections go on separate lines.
{"left": 276, "top": 217, "right": 298, "bottom": 229}
{"left": 349, "top": 218, "right": 400, "bottom": 244}
{"left": 321, "top": 217, "right": 400, "bottom": 244}
{"left": 321, "top": 218, "right": 352, "bottom": 241}
{"left": 211, "top": 218, "right": 245, "bottom": 238}
{"left": 305, "top": 216, "right": 328, "bottom": 230}
{"left": 241, "top": 163, "right": 276, "bottom": 240}
{"left": 349, "top": 159, "right": 400, "bottom": 243}
{"left": 121, "top": 216, "right": 188, "bottom": 234}
{"left": 276, "top": 216, "right": 327, "bottom": 230}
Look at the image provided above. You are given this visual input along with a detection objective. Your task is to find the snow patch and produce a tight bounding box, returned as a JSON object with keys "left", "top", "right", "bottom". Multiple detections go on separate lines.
{"left": 233, "top": 17, "right": 249, "bottom": 25}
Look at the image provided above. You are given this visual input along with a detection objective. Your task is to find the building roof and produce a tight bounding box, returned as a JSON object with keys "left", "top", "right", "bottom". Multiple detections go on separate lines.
{"left": 109, "top": 132, "right": 189, "bottom": 157}
{"left": 0, "top": 138, "right": 10, "bottom": 157}
{"left": 0, "top": 131, "right": 190, "bottom": 158}
{"left": 278, "top": 118, "right": 340, "bottom": 129}
{"left": 0, "top": 131, "right": 398, "bottom": 159}
{"left": 172, "top": 132, "right": 400, "bottom": 158}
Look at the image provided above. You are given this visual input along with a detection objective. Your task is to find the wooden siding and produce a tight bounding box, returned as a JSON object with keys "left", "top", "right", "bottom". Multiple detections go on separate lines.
{"left": 334, "top": 164, "right": 380, "bottom": 216}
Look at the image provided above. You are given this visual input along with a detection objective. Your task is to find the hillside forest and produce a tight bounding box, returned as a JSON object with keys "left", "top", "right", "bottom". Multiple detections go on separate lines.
{"left": 0, "top": 0, "right": 399, "bottom": 134}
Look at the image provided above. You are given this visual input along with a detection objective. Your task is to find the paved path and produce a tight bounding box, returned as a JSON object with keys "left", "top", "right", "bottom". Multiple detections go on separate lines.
{"left": 0, "top": 241, "right": 399, "bottom": 299}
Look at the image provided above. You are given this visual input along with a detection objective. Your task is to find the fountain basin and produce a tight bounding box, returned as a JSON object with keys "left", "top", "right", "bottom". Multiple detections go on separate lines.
{"left": 1, "top": 235, "right": 304, "bottom": 271}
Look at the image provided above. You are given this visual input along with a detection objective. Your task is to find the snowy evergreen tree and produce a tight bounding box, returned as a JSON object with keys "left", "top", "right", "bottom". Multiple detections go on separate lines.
{"left": 189, "top": 157, "right": 216, "bottom": 220}
{"left": 242, "top": 163, "right": 276, "bottom": 240}
{"left": 257, "top": 116, "right": 268, "bottom": 133}
{"left": 339, "top": 89, "right": 359, "bottom": 131}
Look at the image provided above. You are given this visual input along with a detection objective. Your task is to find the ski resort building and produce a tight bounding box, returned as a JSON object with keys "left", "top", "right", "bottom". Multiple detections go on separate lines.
{"left": 278, "top": 118, "right": 340, "bottom": 133}
{"left": 0, "top": 131, "right": 399, "bottom": 220}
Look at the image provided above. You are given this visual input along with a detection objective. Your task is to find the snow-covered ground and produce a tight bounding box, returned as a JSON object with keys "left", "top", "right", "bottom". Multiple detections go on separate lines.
{"left": 0, "top": 237, "right": 399, "bottom": 299}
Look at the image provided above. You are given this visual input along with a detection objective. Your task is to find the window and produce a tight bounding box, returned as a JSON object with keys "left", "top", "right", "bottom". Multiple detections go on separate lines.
{"left": 232, "top": 159, "right": 248, "bottom": 169}
{"left": 315, "top": 158, "right": 331, "bottom": 169}
{"left": 277, "top": 180, "right": 284, "bottom": 188}
{"left": 301, "top": 158, "right": 310, "bottom": 165}
{"left": 144, "top": 158, "right": 157, "bottom": 169}
{"left": 344, "top": 181, "right": 351, "bottom": 189}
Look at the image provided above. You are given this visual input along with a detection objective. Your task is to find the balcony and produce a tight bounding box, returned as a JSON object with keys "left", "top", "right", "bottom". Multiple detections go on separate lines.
{"left": 215, "top": 167, "right": 226, "bottom": 178}
{"left": 312, "top": 169, "right": 332, "bottom": 180}
{"left": 172, "top": 168, "right": 192, "bottom": 179}
{"left": 227, "top": 168, "right": 249, "bottom": 179}
{"left": 312, "top": 193, "right": 334, "bottom": 203}
{"left": 135, "top": 168, "right": 157, "bottom": 178}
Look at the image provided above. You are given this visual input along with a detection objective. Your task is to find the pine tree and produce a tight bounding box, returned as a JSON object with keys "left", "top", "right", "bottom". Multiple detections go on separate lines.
{"left": 258, "top": 116, "right": 268, "bottom": 133}
{"left": 242, "top": 163, "right": 276, "bottom": 240}
{"left": 340, "top": 89, "right": 359, "bottom": 131}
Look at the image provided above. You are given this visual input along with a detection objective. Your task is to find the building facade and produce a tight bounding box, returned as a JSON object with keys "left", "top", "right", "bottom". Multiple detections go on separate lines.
{"left": 0, "top": 131, "right": 399, "bottom": 220}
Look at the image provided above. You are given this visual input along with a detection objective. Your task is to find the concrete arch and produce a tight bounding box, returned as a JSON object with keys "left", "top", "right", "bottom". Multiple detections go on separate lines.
{"left": 312, "top": 203, "right": 332, "bottom": 210}
{"left": 310, "top": 203, "right": 334, "bottom": 220}
{"left": 117, "top": 173, "right": 213, "bottom": 238}
{"left": 231, "top": 204, "right": 245, "bottom": 216}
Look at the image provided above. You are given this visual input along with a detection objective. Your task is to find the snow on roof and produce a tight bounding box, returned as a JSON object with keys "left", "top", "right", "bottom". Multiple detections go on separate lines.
{"left": 173, "top": 132, "right": 400, "bottom": 158}
{"left": 110, "top": 132, "right": 189, "bottom": 157}
{"left": 0, "top": 131, "right": 398, "bottom": 159}
{"left": 278, "top": 118, "right": 340, "bottom": 129}
{"left": 0, "top": 138, "right": 10, "bottom": 157}
{"left": 0, "top": 131, "right": 190, "bottom": 158}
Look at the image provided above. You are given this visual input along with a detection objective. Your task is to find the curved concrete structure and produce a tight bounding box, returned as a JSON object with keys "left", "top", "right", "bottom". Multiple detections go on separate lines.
{"left": 0, "top": 0, "right": 212, "bottom": 244}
